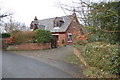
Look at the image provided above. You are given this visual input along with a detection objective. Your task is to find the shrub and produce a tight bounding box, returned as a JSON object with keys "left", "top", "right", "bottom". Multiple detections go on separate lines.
{"left": 1, "top": 33, "right": 11, "bottom": 38}
{"left": 62, "top": 39, "right": 65, "bottom": 44}
{"left": 73, "top": 32, "right": 91, "bottom": 45}
{"left": 2, "top": 39, "right": 9, "bottom": 50}
{"left": 83, "top": 42, "right": 119, "bottom": 75}
{"left": 0, "top": 34, "right": 1, "bottom": 38}
{"left": 12, "top": 31, "right": 35, "bottom": 44}
{"left": 11, "top": 30, "right": 21, "bottom": 36}
{"left": 35, "top": 29, "right": 52, "bottom": 43}
{"left": 5, "top": 37, "right": 14, "bottom": 44}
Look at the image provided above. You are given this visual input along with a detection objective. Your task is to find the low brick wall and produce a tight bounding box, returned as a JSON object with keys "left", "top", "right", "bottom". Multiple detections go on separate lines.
{"left": 7, "top": 43, "right": 51, "bottom": 50}
{"left": 1, "top": 38, "right": 9, "bottom": 50}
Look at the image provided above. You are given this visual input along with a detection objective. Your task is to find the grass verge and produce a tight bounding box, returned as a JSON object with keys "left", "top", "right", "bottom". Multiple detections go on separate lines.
{"left": 65, "top": 53, "right": 85, "bottom": 69}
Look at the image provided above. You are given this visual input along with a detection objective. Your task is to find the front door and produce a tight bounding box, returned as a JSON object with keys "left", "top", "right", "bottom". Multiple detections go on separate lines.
{"left": 51, "top": 35, "right": 58, "bottom": 48}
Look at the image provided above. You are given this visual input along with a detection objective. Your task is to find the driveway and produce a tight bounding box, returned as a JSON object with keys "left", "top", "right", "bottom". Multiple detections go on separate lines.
{"left": 3, "top": 45, "right": 85, "bottom": 78}
{"left": 2, "top": 51, "right": 73, "bottom": 78}
{"left": 10, "top": 45, "right": 74, "bottom": 61}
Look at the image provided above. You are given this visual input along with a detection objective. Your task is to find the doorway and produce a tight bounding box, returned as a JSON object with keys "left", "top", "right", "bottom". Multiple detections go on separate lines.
{"left": 51, "top": 35, "right": 58, "bottom": 48}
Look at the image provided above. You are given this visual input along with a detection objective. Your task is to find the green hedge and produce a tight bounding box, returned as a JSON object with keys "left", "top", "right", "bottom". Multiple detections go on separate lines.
{"left": 11, "top": 29, "right": 52, "bottom": 44}
{"left": 84, "top": 42, "right": 119, "bottom": 75}
{"left": 1, "top": 33, "right": 11, "bottom": 38}
{"left": 35, "top": 29, "right": 52, "bottom": 43}
{"left": 12, "top": 31, "right": 35, "bottom": 44}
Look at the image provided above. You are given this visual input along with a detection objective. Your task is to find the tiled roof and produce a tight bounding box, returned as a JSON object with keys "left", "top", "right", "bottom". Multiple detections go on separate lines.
{"left": 36, "top": 15, "right": 72, "bottom": 32}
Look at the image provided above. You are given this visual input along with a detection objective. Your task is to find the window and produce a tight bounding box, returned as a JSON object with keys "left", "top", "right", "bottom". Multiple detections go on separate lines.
{"left": 53, "top": 22, "right": 60, "bottom": 29}
{"left": 39, "top": 25, "right": 46, "bottom": 30}
{"left": 67, "top": 33, "right": 72, "bottom": 42}
{"left": 54, "top": 22, "right": 60, "bottom": 27}
{"left": 53, "top": 17, "right": 64, "bottom": 28}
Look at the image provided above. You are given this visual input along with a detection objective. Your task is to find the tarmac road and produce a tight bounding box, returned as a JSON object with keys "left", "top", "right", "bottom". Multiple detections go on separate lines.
{"left": 2, "top": 51, "right": 73, "bottom": 78}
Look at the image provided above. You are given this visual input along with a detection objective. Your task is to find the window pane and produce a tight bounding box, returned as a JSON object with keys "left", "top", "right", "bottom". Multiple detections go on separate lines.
{"left": 67, "top": 34, "right": 72, "bottom": 42}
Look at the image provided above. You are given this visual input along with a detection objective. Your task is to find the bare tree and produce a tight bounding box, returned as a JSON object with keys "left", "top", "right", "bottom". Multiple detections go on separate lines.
{"left": 0, "top": 8, "right": 13, "bottom": 20}
{"left": 57, "top": 0, "right": 120, "bottom": 31}
{"left": 4, "top": 17, "right": 27, "bottom": 33}
{"left": 0, "top": 7, "right": 13, "bottom": 33}
{"left": 57, "top": 0, "right": 91, "bottom": 27}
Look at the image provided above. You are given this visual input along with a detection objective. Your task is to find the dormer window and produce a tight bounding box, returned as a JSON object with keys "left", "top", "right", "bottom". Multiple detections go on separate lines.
{"left": 53, "top": 17, "right": 64, "bottom": 28}
{"left": 60, "top": 20, "right": 64, "bottom": 26}
{"left": 54, "top": 21, "right": 60, "bottom": 27}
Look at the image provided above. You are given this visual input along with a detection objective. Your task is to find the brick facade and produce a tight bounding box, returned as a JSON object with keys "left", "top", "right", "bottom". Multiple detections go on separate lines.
{"left": 65, "top": 20, "right": 82, "bottom": 45}
{"left": 7, "top": 43, "right": 51, "bottom": 50}
{"left": 52, "top": 20, "right": 82, "bottom": 46}
{"left": 30, "top": 15, "right": 83, "bottom": 47}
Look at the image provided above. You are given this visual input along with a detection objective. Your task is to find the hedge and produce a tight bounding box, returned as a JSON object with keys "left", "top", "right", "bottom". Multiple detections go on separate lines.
{"left": 12, "top": 31, "right": 35, "bottom": 44}
{"left": 83, "top": 42, "right": 119, "bottom": 75}
{"left": 35, "top": 29, "right": 52, "bottom": 43}
{"left": 1, "top": 33, "right": 11, "bottom": 38}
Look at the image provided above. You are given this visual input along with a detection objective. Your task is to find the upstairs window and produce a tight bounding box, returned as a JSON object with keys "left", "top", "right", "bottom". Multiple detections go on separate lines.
{"left": 53, "top": 17, "right": 64, "bottom": 28}
{"left": 54, "top": 21, "right": 60, "bottom": 27}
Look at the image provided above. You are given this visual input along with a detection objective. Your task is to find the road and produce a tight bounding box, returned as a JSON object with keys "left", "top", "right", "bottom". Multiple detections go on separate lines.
{"left": 2, "top": 51, "right": 73, "bottom": 78}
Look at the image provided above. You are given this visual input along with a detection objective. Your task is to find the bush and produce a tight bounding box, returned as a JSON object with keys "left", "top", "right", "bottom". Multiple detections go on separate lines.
{"left": 62, "top": 39, "right": 65, "bottom": 44}
{"left": 84, "top": 42, "right": 119, "bottom": 75}
{"left": 11, "top": 30, "right": 21, "bottom": 35}
{"left": 35, "top": 29, "right": 52, "bottom": 43}
{"left": 0, "top": 34, "right": 1, "bottom": 38}
{"left": 12, "top": 31, "right": 35, "bottom": 44}
{"left": 1, "top": 33, "right": 11, "bottom": 38}
{"left": 2, "top": 38, "right": 9, "bottom": 50}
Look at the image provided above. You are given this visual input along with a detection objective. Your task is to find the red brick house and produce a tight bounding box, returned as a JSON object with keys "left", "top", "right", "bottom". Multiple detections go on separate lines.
{"left": 30, "top": 13, "right": 83, "bottom": 47}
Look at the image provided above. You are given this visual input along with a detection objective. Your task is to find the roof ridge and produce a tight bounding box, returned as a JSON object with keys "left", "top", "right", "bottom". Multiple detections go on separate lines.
{"left": 38, "top": 15, "right": 71, "bottom": 21}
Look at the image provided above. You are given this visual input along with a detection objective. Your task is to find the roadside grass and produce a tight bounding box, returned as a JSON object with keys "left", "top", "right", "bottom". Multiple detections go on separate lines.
{"left": 65, "top": 53, "right": 118, "bottom": 78}
{"left": 65, "top": 53, "right": 84, "bottom": 68}
{"left": 65, "top": 47, "right": 119, "bottom": 78}
{"left": 83, "top": 67, "right": 117, "bottom": 78}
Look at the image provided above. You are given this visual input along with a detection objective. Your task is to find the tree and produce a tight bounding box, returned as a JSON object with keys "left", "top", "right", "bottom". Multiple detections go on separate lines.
{"left": 87, "top": 1, "right": 120, "bottom": 44}
{"left": 3, "top": 17, "right": 27, "bottom": 33}
{"left": 0, "top": 7, "right": 13, "bottom": 33}
{"left": 0, "top": 8, "right": 12, "bottom": 20}
{"left": 58, "top": 0, "right": 120, "bottom": 44}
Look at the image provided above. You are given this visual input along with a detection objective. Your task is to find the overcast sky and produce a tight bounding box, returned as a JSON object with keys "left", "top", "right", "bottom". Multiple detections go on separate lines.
{"left": 0, "top": 0, "right": 108, "bottom": 26}
{"left": 0, "top": 0, "right": 76, "bottom": 26}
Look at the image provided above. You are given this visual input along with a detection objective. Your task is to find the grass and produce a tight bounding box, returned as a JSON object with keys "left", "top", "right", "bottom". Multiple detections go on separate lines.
{"left": 83, "top": 67, "right": 118, "bottom": 78}
{"left": 65, "top": 47, "right": 118, "bottom": 78}
{"left": 65, "top": 53, "right": 84, "bottom": 68}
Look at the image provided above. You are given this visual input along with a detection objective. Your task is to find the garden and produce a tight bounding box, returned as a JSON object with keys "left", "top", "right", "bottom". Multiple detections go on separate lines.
{"left": 2, "top": 29, "right": 52, "bottom": 50}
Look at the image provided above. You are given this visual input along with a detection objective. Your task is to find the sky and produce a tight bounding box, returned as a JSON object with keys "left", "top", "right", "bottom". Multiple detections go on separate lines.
{"left": 0, "top": 0, "right": 76, "bottom": 26}
{"left": 0, "top": 0, "right": 111, "bottom": 26}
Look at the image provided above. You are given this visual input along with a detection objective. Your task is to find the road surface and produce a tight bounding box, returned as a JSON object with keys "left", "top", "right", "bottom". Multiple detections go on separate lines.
{"left": 2, "top": 51, "right": 73, "bottom": 78}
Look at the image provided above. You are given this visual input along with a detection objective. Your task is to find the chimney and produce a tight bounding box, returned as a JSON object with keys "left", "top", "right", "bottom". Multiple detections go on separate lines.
{"left": 34, "top": 16, "right": 38, "bottom": 20}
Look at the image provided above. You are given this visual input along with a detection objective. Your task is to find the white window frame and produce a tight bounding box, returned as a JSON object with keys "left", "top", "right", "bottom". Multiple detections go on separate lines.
{"left": 53, "top": 27, "right": 60, "bottom": 29}
{"left": 67, "top": 33, "right": 72, "bottom": 42}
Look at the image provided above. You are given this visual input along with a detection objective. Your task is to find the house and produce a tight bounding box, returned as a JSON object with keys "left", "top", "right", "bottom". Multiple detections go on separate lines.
{"left": 30, "top": 13, "right": 83, "bottom": 47}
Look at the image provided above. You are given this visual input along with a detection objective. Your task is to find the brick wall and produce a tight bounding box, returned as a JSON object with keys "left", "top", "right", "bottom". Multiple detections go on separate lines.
{"left": 58, "top": 33, "right": 66, "bottom": 46}
{"left": 7, "top": 43, "right": 51, "bottom": 50}
{"left": 65, "top": 20, "right": 81, "bottom": 45}
{"left": 2, "top": 38, "right": 9, "bottom": 50}
{"left": 51, "top": 20, "right": 82, "bottom": 46}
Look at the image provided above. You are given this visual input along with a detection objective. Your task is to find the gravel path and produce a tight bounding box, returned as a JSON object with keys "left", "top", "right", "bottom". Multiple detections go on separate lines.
{"left": 10, "top": 45, "right": 73, "bottom": 62}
